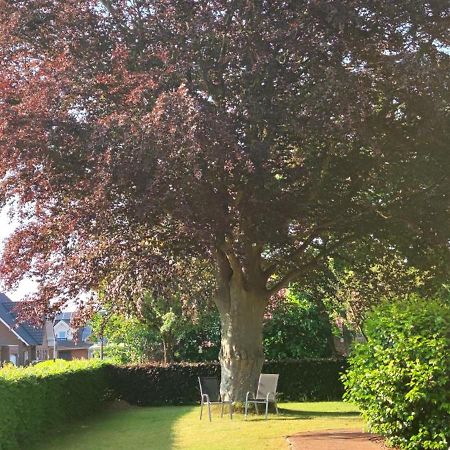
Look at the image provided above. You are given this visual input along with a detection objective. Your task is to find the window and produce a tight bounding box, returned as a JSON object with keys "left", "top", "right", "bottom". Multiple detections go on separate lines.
{"left": 58, "top": 331, "right": 67, "bottom": 340}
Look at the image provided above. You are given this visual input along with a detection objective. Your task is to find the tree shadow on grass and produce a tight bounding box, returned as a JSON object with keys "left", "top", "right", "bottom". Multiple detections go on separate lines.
{"left": 231, "top": 407, "right": 359, "bottom": 422}
{"left": 243, "top": 415, "right": 313, "bottom": 421}
{"left": 241, "top": 406, "right": 310, "bottom": 421}
{"left": 278, "top": 407, "right": 360, "bottom": 419}
{"left": 30, "top": 402, "right": 194, "bottom": 450}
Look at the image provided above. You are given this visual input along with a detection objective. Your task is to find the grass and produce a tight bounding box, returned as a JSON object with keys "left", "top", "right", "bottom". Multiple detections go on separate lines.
{"left": 33, "top": 402, "right": 363, "bottom": 450}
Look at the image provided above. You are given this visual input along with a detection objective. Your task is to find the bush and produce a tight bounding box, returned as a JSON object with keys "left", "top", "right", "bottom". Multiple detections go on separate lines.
{"left": 264, "top": 290, "right": 332, "bottom": 359}
{"left": 343, "top": 297, "right": 450, "bottom": 450}
{"left": 0, "top": 359, "right": 113, "bottom": 450}
{"left": 110, "top": 358, "right": 347, "bottom": 405}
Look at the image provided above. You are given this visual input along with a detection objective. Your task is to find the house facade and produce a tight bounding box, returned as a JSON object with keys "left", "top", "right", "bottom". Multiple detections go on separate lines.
{"left": 52, "top": 312, "right": 93, "bottom": 361}
{"left": 0, "top": 293, "right": 94, "bottom": 366}
{"left": 0, "top": 293, "right": 55, "bottom": 365}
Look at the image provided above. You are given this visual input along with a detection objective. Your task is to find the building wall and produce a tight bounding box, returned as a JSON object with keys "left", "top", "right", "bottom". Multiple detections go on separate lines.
{"left": 53, "top": 321, "right": 72, "bottom": 340}
{"left": 0, "top": 322, "right": 22, "bottom": 365}
{"left": 7, "top": 344, "right": 18, "bottom": 365}
{"left": 1, "top": 318, "right": 92, "bottom": 364}
{"left": 0, "top": 322, "right": 21, "bottom": 345}
{"left": 56, "top": 348, "right": 89, "bottom": 360}
{"left": 45, "top": 321, "right": 56, "bottom": 348}
{"left": 36, "top": 345, "right": 52, "bottom": 361}
{"left": 36, "top": 321, "right": 53, "bottom": 361}
{"left": 0, "top": 321, "right": 54, "bottom": 365}
{"left": 69, "top": 348, "right": 89, "bottom": 360}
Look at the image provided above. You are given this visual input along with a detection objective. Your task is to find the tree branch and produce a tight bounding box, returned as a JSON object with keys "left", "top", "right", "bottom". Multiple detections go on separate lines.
{"left": 214, "top": 246, "right": 232, "bottom": 283}
{"left": 268, "top": 237, "right": 354, "bottom": 294}
{"left": 263, "top": 233, "right": 317, "bottom": 278}
{"left": 244, "top": 241, "right": 268, "bottom": 287}
{"left": 222, "top": 237, "right": 246, "bottom": 284}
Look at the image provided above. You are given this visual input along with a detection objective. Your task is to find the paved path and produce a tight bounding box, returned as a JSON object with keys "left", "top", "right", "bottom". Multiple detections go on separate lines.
{"left": 287, "top": 429, "right": 392, "bottom": 450}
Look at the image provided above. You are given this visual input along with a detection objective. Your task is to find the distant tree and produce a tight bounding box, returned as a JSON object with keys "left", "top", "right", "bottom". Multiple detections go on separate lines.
{"left": 263, "top": 288, "right": 331, "bottom": 360}
{"left": 309, "top": 244, "right": 450, "bottom": 337}
{"left": 90, "top": 312, "right": 156, "bottom": 364}
{"left": 93, "top": 289, "right": 333, "bottom": 363}
{"left": 176, "top": 303, "right": 222, "bottom": 362}
{"left": 0, "top": 1, "right": 449, "bottom": 399}
{"left": 91, "top": 292, "right": 202, "bottom": 363}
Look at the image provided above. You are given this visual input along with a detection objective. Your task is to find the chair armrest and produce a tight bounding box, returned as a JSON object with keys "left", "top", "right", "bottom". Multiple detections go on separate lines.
{"left": 245, "top": 391, "right": 255, "bottom": 402}
{"left": 201, "top": 394, "right": 210, "bottom": 402}
{"left": 266, "top": 392, "right": 276, "bottom": 401}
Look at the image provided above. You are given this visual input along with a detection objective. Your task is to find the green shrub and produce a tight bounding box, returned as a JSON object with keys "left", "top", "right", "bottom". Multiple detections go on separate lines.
{"left": 343, "top": 297, "right": 450, "bottom": 450}
{"left": 110, "top": 358, "right": 347, "bottom": 405}
{"left": 264, "top": 290, "right": 332, "bottom": 359}
{"left": 0, "top": 359, "right": 113, "bottom": 450}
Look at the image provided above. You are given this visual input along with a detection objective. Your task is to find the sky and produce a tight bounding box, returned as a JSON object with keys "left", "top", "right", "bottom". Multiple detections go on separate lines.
{"left": 0, "top": 206, "right": 37, "bottom": 301}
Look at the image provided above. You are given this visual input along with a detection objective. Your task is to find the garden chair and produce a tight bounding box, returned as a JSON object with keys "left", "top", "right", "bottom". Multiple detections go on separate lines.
{"left": 245, "top": 373, "right": 279, "bottom": 420}
{"left": 198, "top": 376, "right": 233, "bottom": 421}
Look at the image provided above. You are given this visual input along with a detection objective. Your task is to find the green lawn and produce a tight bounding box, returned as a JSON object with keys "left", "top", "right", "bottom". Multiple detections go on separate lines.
{"left": 33, "top": 402, "right": 363, "bottom": 450}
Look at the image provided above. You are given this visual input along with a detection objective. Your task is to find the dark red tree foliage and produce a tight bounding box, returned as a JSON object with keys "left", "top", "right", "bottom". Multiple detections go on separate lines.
{"left": 0, "top": 0, "right": 449, "bottom": 397}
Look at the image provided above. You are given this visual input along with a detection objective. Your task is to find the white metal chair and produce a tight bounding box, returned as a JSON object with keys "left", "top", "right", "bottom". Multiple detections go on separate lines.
{"left": 245, "top": 373, "right": 279, "bottom": 420}
{"left": 198, "top": 376, "right": 233, "bottom": 421}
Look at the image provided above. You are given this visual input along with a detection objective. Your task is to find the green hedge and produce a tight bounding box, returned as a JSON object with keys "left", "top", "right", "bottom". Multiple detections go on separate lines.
{"left": 0, "top": 357, "right": 347, "bottom": 449}
{"left": 110, "top": 358, "right": 347, "bottom": 405}
{"left": 265, "top": 359, "right": 348, "bottom": 401}
{"left": 0, "top": 359, "right": 113, "bottom": 450}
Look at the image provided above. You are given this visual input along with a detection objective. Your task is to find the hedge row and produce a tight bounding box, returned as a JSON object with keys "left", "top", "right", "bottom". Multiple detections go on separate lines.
{"left": 0, "top": 358, "right": 347, "bottom": 448}
{"left": 109, "top": 358, "right": 347, "bottom": 405}
{"left": 0, "top": 360, "right": 113, "bottom": 450}
{"left": 265, "top": 359, "right": 348, "bottom": 401}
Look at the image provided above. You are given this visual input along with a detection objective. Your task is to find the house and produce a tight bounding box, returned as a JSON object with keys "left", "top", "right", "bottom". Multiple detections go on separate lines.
{"left": 0, "top": 293, "right": 55, "bottom": 365}
{"left": 53, "top": 312, "right": 93, "bottom": 361}
{"left": 0, "top": 293, "right": 94, "bottom": 365}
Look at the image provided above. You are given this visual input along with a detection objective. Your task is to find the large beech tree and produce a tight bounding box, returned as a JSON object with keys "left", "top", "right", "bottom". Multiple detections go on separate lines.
{"left": 0, "top": 1, "right": 449, "bottom": 399}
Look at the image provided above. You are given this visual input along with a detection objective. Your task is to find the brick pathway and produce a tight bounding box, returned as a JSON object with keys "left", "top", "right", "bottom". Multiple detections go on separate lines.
{"left": 287, "top": 429, "right": 392, "bottom": 450}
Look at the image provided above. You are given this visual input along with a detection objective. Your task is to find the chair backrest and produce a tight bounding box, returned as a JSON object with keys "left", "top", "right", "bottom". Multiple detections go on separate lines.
{"left": 256, "top": 373, "right": 279, "bottom": 400}
{"left": 198, "top": 376, "right": 220, "bottom": 401}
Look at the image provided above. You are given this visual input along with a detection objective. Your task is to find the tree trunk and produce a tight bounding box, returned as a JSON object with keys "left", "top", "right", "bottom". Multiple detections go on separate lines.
{"left": 215, "top": 276, "right": 268, "bottom": 401}
{"left": 314, "top": 297, "right": 339, "bottom": 357}
{"left": 162, "top": 337, "right": 174, "bottom": 364}
{"left": 162, "top": 339, "right": 168, "bottom": 364}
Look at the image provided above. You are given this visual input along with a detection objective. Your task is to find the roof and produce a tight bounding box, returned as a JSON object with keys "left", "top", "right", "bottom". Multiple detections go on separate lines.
{"left": 54, "top": 311, "right": 92, "bottom": 343}
{"left": 56, "top": 340, "right": 92, "bottom": 350}
{"left": 0, "top": 293, "right": 44, "bottom": 346}
{"left": 54, "top": 311, "right": 73, "bottom": 325}
{"left": 80, "top": 325, "right": 92, "bottom": 342}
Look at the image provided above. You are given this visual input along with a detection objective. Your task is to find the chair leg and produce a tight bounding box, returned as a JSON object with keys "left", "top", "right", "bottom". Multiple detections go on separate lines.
{"left": 200, "top": 400, "right": 203, "bottom": 420}
{"left": 244, "top": 399, "right": 248, "bottom": 420}
{"left": 221, "top": 402, "right": 224, "bottom": 418}
{"left": 254, "top": 402, "right": 259, "bottom": 415}
{"left": 230, "top": 402, "right": 233, "bottom": 419}
{"left": 265, "top": 400, "right": 269, "bottom": 420}
{"left": 208, "top": 401, "right": 212, "bottom": 422}
{"left": 274, "top": 401, "right": 279, "bottom": 415}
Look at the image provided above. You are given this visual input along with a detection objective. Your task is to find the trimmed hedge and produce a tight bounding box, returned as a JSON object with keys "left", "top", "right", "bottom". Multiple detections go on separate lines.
{"left": 0, "top": 359, "right": 113, "bottom": 450}
{"left": 110, "top": 358, "right": 347, "bottom": 405}
{"left": 0, "top": 357, "right": 347, "bottom": 449}
{"left": 265, "top": 359, "right": 348, "bottom": 401}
